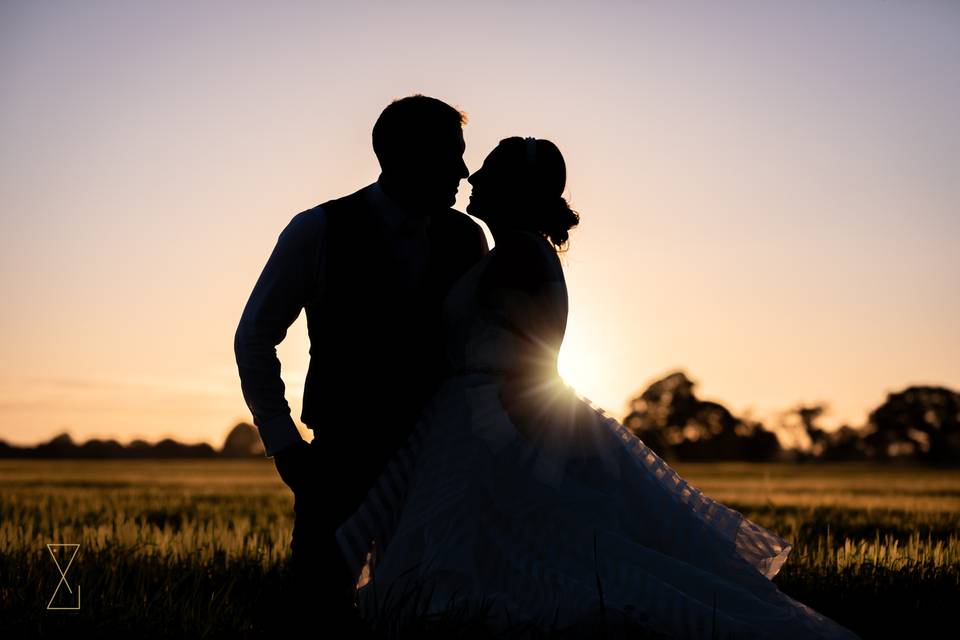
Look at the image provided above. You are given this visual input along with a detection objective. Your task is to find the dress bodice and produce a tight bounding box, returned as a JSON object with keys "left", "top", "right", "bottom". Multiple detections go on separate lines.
{"left": 440, "top": 232, "right": 568, "bottom": 381}
{"left": 336, "top": 235, "right": 861, "bottom": 640}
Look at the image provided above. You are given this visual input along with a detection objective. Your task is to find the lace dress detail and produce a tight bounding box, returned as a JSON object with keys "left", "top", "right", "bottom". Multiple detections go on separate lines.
{"left": 333, "top": 236, "right": 861, "bottom": 639}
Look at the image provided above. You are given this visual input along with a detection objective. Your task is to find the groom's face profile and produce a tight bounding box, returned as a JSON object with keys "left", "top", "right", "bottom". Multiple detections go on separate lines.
{"left": 412, "top": 126, "right": 468, "bottom": 208}
{"left": 373, "top": 95, "right": 470, "bottom": 212}
{"left": 379, "top": 125, "right": 468, "bottom": 211}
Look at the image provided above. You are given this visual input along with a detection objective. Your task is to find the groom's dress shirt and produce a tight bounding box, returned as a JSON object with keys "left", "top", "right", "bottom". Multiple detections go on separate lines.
{"left": 234, "top": 179, "right": 433, "bottom": 457}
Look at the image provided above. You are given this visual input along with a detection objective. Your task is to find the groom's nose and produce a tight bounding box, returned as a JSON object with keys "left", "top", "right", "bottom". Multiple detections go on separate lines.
{"left": 457, "top": 157, "right": 469, "bottom": 180}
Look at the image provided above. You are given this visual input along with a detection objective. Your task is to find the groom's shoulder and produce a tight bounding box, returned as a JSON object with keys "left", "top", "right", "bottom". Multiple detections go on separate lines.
{"left": 277, "top": 201, "right": 332, "bottom": 250}
{"left": 305, "top": 185, "right": 366, "bottom": 217}
{"left": 281, "top": 186, "right": 369, "bottom": 239}
{"left": 284, "top": 203, "right": 326, "bottom": 234}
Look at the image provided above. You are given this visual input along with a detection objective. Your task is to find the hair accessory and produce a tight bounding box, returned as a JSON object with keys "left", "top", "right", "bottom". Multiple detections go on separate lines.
{"left": 524, "top": 136, "right": 537, "bottom": 165}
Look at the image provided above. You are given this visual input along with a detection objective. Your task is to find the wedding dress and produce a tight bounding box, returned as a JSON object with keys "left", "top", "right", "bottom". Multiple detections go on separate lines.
{"left": 333, "top": 232, "right": 861, "bottom": 639}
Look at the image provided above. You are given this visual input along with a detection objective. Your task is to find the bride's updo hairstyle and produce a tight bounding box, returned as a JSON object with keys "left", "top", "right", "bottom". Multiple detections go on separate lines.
{"left": 501, "top": 136, "right": 580, "bottom": 252}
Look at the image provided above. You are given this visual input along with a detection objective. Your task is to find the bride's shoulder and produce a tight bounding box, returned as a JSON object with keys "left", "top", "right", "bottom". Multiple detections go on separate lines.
{"left": 495, "top": 228, "right": 554, "bottom": 252}
{"left": 498, "top": 230, "right": 561, "bottom": 268}
{"left": 483, "top": 229, "right": 563, "bottom": 296}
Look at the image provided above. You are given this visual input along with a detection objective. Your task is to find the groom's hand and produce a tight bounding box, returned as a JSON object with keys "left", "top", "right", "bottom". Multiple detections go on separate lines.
{"left": 273, "top": 438, "right": 313, "bottom": 495}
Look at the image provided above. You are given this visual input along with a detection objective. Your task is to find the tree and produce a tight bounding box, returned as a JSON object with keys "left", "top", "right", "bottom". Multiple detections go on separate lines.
{"left": 863, "top": 385, "right": 960, "bottom": 463}
{"left": 622, "top": 370, "right": 781, "bottom": 461}
{"left": 221, "top": 422, "right": 264, "bottom": 457}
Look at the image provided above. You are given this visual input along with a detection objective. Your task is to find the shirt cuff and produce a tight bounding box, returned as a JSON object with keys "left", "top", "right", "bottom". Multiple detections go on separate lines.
{"left": 257, "top": 413, "right": 304, "bottom": 458}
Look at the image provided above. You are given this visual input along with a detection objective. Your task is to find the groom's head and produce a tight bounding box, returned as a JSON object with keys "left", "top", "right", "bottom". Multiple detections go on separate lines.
{"left": 373, "top": 95, "right": 469, "bottom": 211}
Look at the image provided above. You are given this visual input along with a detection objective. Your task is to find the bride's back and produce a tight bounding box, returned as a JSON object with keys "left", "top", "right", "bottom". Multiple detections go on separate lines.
{"left": 441, "top": 229, "right": 568, "bottom": 382}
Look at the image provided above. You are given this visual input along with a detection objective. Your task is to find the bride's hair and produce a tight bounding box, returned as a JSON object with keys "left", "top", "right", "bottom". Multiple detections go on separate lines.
{"left": 542, "top": 193, "right": 580, "bottom": 252}
{"left": 501, "top": 137, "right": 580, "bottom": 252}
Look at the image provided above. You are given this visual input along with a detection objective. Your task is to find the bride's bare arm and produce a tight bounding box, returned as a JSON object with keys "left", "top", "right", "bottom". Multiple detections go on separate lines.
{"left": 475, "top": 231, "right": 604, "bottom": 453}
{"left": 476, "top": 229, "right": 567, "bottom": 381}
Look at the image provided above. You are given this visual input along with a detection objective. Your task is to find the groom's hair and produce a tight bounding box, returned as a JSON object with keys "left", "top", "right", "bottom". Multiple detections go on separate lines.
{"left": 372, "top": 94, "right": 467, "bottom": 168}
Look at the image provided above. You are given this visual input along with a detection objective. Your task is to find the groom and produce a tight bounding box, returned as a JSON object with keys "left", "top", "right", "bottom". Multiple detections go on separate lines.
{"left": 233, "top": 94, "right": 489, "bottom": 630}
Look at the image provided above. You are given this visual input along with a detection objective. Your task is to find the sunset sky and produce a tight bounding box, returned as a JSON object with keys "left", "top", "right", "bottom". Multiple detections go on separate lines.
{"left": 1, "top": 0, "right": 957, "bottom": 450}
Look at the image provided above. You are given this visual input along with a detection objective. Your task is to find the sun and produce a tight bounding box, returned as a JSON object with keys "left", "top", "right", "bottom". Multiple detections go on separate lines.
{"left": 557, "top": 342, "right": 595, "bottom": 392}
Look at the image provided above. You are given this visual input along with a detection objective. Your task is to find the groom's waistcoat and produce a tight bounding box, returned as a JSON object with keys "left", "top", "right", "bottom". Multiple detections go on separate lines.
{"left": 301, "top": 188, "right": 484, "bottom": 466}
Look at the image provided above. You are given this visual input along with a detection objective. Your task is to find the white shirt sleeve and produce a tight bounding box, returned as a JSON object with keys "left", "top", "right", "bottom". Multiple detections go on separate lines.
{"left": 234, "top": 207, "right": 325, "bottom": 457}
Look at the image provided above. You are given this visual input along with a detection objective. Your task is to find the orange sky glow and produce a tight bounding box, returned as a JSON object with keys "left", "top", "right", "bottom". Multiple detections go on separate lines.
{"left": 1, "top": 1, "right": 957, "bottom": 450}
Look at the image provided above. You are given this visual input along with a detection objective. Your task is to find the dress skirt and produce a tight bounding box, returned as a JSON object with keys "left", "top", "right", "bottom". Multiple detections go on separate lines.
{"left": 333, "top": 372, "right": 861, "bottom": 640}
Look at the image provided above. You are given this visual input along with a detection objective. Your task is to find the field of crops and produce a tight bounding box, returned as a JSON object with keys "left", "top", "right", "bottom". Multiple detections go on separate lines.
{"left": 1, "top": 459, "right": 957, "bottom": 638}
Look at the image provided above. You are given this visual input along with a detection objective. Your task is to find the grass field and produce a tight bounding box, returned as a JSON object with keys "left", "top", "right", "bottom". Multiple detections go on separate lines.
{"left": 1, "top": 459, "right": 957, "bottom": 638}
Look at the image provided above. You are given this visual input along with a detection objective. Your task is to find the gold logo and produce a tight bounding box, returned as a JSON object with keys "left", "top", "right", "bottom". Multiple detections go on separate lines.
{"left": 46, "top": 543, "right": 80, "bottom": 610}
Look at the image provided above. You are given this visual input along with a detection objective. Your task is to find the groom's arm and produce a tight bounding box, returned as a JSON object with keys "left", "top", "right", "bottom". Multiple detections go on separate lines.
{"left": 234, "top": 207, "right": 325, "bottom": 458}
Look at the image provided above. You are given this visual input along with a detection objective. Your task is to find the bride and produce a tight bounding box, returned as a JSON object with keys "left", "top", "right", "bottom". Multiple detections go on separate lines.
{"left": 333, "top": 136, "right": 861, "bottom": 639}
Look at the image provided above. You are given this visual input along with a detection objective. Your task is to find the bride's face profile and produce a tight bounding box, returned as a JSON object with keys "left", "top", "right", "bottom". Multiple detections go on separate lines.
{"left": 466, "top": 142, "right": 526, "bottom": 231}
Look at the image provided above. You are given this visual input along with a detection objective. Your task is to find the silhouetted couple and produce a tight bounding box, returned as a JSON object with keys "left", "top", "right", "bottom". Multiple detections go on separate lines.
{"left": 235, "top": 95, "right": 861, "bottom": 639}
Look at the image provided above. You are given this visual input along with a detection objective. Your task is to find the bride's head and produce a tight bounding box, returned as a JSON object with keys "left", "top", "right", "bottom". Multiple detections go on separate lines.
{"left": 467, "top": 137, "right": 580, "bottom": 251}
